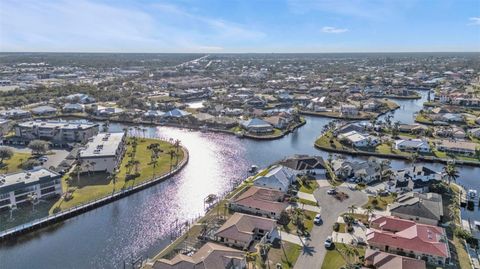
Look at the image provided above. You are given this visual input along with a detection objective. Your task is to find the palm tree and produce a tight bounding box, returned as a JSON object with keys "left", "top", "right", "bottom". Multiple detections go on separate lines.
{"left": 339, "top": 245, "right": 360, "bottom": 268}
{"left": 443, "top": 161, "right": 459, "bottom": 185}
{"left": 365, "top": 205, "right": 375, "bottom": 226}
{"left": 245, "top": 252, "right": 257, "bottom": 269}
{"left": 132, "top": 159, "right": 140, "bottom": 175}
{"left": 379, "top": 160, "right": 391, "bottom": 180}
{"left": 168, "top": 150, "right": 177, "bottom": 171}
{"left": 73, "top": 164, "right": 82, "bottom": 183}
{"left": 348, "top": 205, "right": 357, "bottom": 215}
{"left": 409, "top": 152, "right": 419, "bottom": 165}
{"left": 27, "top": 193, "right": 38, "bottom": 212}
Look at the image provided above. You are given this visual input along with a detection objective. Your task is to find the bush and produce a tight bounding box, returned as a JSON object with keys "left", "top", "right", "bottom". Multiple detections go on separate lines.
{"left": 20, "top": 159, "right": 41, "bottom": 170}
{"left": 333, "top": 222, "right": 340, "bottom": 232}
{"left": 347, "top": 226, "right": 354, "bottom": 233}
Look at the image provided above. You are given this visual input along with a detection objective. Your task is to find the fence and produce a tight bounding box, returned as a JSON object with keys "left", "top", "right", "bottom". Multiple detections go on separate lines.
{"left": 0, "top": 135, "right": 189, "bottom": 240}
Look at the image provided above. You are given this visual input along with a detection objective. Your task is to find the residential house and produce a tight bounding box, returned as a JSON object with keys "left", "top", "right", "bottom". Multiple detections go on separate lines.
{"left": 93, "top": 106, "right": 125, "bottom": 117}
{"left": 338, "top": 130, "right": 379, "bottom": 147}
{"left": 214, "top": 213, "right": 278, "bottom": 249}
{"left": 436, "top": 140, "right": 477, "bottom": 156}
{"left": 241, "top": 118, "right": 273, "bottom": 134}
{"left": 0, "top": 118, "right": 11, "bottom": 137}
{"left": 263, "top": 115, "right": 290, "bottom": 129}
{"left": 389, "top": 192, "right": 443, "bottom": 226}
{"left": 434, "top": 126, "right": 466, "bottom": 139}
{"left": 398, "top": 124, "right": 429, "bottom": 135}
{"left": 78, "top": 132, "right": 126, "bottom": 174}
{"left": 367, "top": 216, "right": 450, "bottom": 266}
{"left": 229, "top": 186, "right": 288, "bottom": 219}
{"left": 340, "top": 104, "right": 359, "bottom": 116}
{"left": 364, "top": 249, "right": 426, "bottom": 269}
{"left": 253, "top": 165, "right": 296, "bottom": 192}
{"left": 388, "top": 165, "right": 441, "bottom": 193}
{"left": 30, "top": 105, "right": 57, "bottom": 116}
{"left": 148, "top": 242, "right": 245, "bottom": 269}
{"left": 395, "top": 139, "right": 430, "bottom": 153}
{"left": 277, "top": 155, "right": 326, "bottom": 177}
{"left": 65, "top": 93, "right": 96, "bottom": 104}
{"left": 163, "top": 108, "right": 191, "bottom": 119}
{"left": 0, "top": 108, "right": 31, "bottom": 119}
{"left": 143, "top": 110, "right": 165, "bottom": 121}
{"left": 0, "top": 167, "right": 63, "bottom": 210}
{"left": 331, "top": 158, "right": 383, "bottom": 183}
{"left": 62, "top": 103, "right": 85, "bottom": 113}
{"left": 469, "top": 127, "right": 480, "bottom": 139}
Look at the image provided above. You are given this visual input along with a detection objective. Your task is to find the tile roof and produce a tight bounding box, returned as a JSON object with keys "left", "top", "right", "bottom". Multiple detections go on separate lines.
{"left": 231, "top": 186, "right": 287, "bottom": 215}
{"left": 215, "top": 213, "right": 277, "bottom": 244}
{"left": 367, "top": 216, "right": 449, "bottom": 258}
{"left": 365, "top": 249, "right": 426, "bottom": 269}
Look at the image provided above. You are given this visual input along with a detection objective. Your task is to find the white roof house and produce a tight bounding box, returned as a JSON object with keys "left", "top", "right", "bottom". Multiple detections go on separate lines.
{"left": 395, "top": 139, "right": 430, "bottom": 152}
{"left": 253, "top": 165, "right": 296, "bottom": 192}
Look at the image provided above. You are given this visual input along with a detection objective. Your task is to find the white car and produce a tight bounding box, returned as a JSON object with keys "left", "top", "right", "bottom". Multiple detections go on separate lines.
{"left": 324, "top": 236, "right": 333, "bottom": 248}
{"left": 38, "top": 156, "right": 48, "bottom": 163}
{"left": 327, "top": 188, "right": 337, "bottom": 195}
{"left": 314, "top": 214, "right": 322, "bottom": 224}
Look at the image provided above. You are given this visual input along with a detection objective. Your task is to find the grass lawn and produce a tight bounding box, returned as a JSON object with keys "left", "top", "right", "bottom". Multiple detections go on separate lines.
{"left": 415, "top": 114, "right": 433, "bottom": 124}
{"left": 298, "top": 179, "right": 319, "bottom": 194}
{"left": 257, "top": 241, "right": 302, "bottom": 269}
{"left": 337, "top": 222, "right": 347, "bottom": 233}
{"left": 50, "top": 137, "right": 184, "bottom": 212}
{"left": 0, "top": 152, "right": 32, "bottom": 174}
{"left": 321, "top": 243, "right": 365, "bottom": 269}
{"left": 363, "top": 194, "right": 396, "bottom": 211}
{"left": 282, "top": 210, "right": 317, "bottom": 234}
{"left": 298, "top": 198, "right": 318, "bottom": 206}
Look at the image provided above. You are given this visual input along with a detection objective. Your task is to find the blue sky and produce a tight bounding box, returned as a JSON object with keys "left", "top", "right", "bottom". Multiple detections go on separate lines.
{"left": 1, "top": 0, "right": 479, "bottom": 52}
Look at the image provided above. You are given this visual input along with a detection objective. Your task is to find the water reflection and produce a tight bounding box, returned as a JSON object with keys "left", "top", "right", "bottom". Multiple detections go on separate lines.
{"left": 0, "top": 93, "right": 479, "bottom": 269}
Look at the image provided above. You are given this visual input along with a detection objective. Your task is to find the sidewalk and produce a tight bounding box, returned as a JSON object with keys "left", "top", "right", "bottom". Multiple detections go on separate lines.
{"left": 297, "top": 191, "right": 317, "bottom": 203}
{"left": 279, "top": 231, "right": 308, "bottom": 246}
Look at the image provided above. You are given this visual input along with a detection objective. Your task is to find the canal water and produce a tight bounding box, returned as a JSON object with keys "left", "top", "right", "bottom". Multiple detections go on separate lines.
{"left": 1, "top": 93, "right": 478, "bottom": 269}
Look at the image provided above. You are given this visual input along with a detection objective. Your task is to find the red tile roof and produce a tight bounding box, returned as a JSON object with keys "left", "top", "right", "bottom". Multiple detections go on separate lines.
{"left": 365, "top": 249, "right": 426, "bottom": 269}
{"left": 367, "top": 216, "right": 449, "bottom": 258}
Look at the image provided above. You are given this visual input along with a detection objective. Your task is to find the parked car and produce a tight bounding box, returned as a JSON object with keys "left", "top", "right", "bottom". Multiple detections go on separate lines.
{"left": 327, "top": 188, "right": 337, "bottom": 195}
{"left": 314, "top": 214, "right": 322, "bottom": 225}
{"left": 38, "top": 156, "right": 48, "bottom": 163}
{"left": 324, "top": 236, "right": 333, "bottom": 248}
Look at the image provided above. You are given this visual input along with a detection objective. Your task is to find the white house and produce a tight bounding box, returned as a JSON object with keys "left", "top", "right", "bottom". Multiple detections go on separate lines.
{"left": 338, "top": 131, "right": 379, "bottom": 147}
{"left": 253, "top": 165, "right": 296, "bottom": 192}
{"left": 78, "top": 132, "right": 126, "bottom": 174}
{"left": 395, "top": 139, "right": 430, "bottom": 153}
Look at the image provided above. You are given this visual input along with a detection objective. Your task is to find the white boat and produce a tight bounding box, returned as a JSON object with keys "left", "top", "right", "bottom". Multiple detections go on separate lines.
{"left": 248, "top": 165, "right": 258, "bottom": 173}
{"left": 467, "top": 189, "right": 478, "bottom": 201}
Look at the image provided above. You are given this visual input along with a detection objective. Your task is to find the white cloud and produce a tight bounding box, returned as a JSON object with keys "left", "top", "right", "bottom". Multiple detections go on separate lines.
{"left": 469, "top": 17, "right": 480, "bottom": 25}
{"left": 0, "top": 0, "right": 264, "bottom": 52}
{"left": 321, "top": 26, "right": 348, "bottom": 34}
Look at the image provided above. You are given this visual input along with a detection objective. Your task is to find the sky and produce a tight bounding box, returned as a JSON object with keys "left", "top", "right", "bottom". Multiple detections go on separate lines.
{"left": 0, "top": 0, "right": 479, "bottom": 53}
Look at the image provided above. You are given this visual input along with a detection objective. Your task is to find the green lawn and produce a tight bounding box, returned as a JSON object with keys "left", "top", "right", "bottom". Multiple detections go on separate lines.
{"left": 415, "top": 114, "right": 433, "bottom": 124}
{"left": 298, "top": 198, "right": 318, "bottom": 206}
{"left": 257, "top": 241, "right": 301, "bottom": 269}
{"left": 282, "top": 210, "right": 317, "bottom": 234}
{"left": 50, "top": 137, "right": 184, "bottom": 212}
{"left": 0, "top": 152, "right": 32, "bottom": 174}
{"left": 321, "top": 243, "right": 365, "bottom": 269}
{"left": 363, "top": 194, "right": 396, "bottom": 211}
{"left": 298, "top": 179, "right": 319, "bottom": 194}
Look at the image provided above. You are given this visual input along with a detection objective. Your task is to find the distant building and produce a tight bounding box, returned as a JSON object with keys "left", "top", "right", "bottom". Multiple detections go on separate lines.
{"left": 0, "top": 108, "right": 31, "bottom": 119}
{"left": 30, "top": 105, "right": 57, "bottom": 116}
{"left": 65, "top": 93, "right": 96, "bottom": 104}
{"left": 0, "top": 118, "right": 11, "bottom": 137}
{"left": 278, "top": 155, "right": 326, "bottom": 177}
{"left": 338, "top": 130, "right": 379, "bottom": 147}
{"left": 395, "top": 139, "right": 430, "bottom": 153}
{"left": 241, "top": 118, "right": 273, "bottom": 134}
{"left": 15, "top": 121, "right": 99, "bottom": 144}
{"left": 0, "top": 167, "right": 62, "bottom": 210}
{"left": 62, "top": 103, "right": 85, "bottom": 113}
{"left": 78, "top": 132, "right": 126, "bottom": 174}
{"left": 436, "top": 140, "right": 477, "bottom": 156}
{"left": 340, "top": 104, "right": 358, "bottom": 116}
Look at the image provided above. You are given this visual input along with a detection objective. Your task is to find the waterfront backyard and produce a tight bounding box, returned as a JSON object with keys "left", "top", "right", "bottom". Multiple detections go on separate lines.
{"left": 0, "top": 137, "right": 186, "bottom": 231}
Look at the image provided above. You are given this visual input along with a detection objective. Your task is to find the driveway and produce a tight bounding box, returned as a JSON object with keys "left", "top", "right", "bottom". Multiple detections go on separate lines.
{"left": 293, "top": 186, "right": 368, "bottom": 269}
{"left": 42, "top": 149, "right": 70, "bottom": 169}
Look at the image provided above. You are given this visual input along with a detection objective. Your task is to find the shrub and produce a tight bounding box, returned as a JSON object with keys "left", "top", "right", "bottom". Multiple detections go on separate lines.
{"left": 347, "top": 226, "right": 354, "bottom": 233}
{"left": 333, "top": 222, "right": 340, "bottom": 232}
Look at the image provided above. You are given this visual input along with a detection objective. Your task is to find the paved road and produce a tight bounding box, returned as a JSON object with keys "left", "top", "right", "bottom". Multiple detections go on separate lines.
{"left": 294, "top": 186, "right": 368, "bottom": 269}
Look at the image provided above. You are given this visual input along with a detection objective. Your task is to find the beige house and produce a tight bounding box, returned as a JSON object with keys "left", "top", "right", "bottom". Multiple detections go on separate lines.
{"left": 148, "top": 242, "right": 245, "bottom": 269}
{"left": 229, "top": 186, "right": 288, "bottom": 219}
{"left": 215, "top": 213, "right": 278, "bottom": 249}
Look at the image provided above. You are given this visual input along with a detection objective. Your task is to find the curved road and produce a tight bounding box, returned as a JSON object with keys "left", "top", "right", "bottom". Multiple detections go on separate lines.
{"left": 294, "top": 186, "right": 368, "bottom": 269}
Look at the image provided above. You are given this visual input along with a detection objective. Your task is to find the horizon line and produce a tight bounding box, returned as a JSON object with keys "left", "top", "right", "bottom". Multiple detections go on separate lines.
{"left": 1, "top": 51, "right": 480, "bottom": 54}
